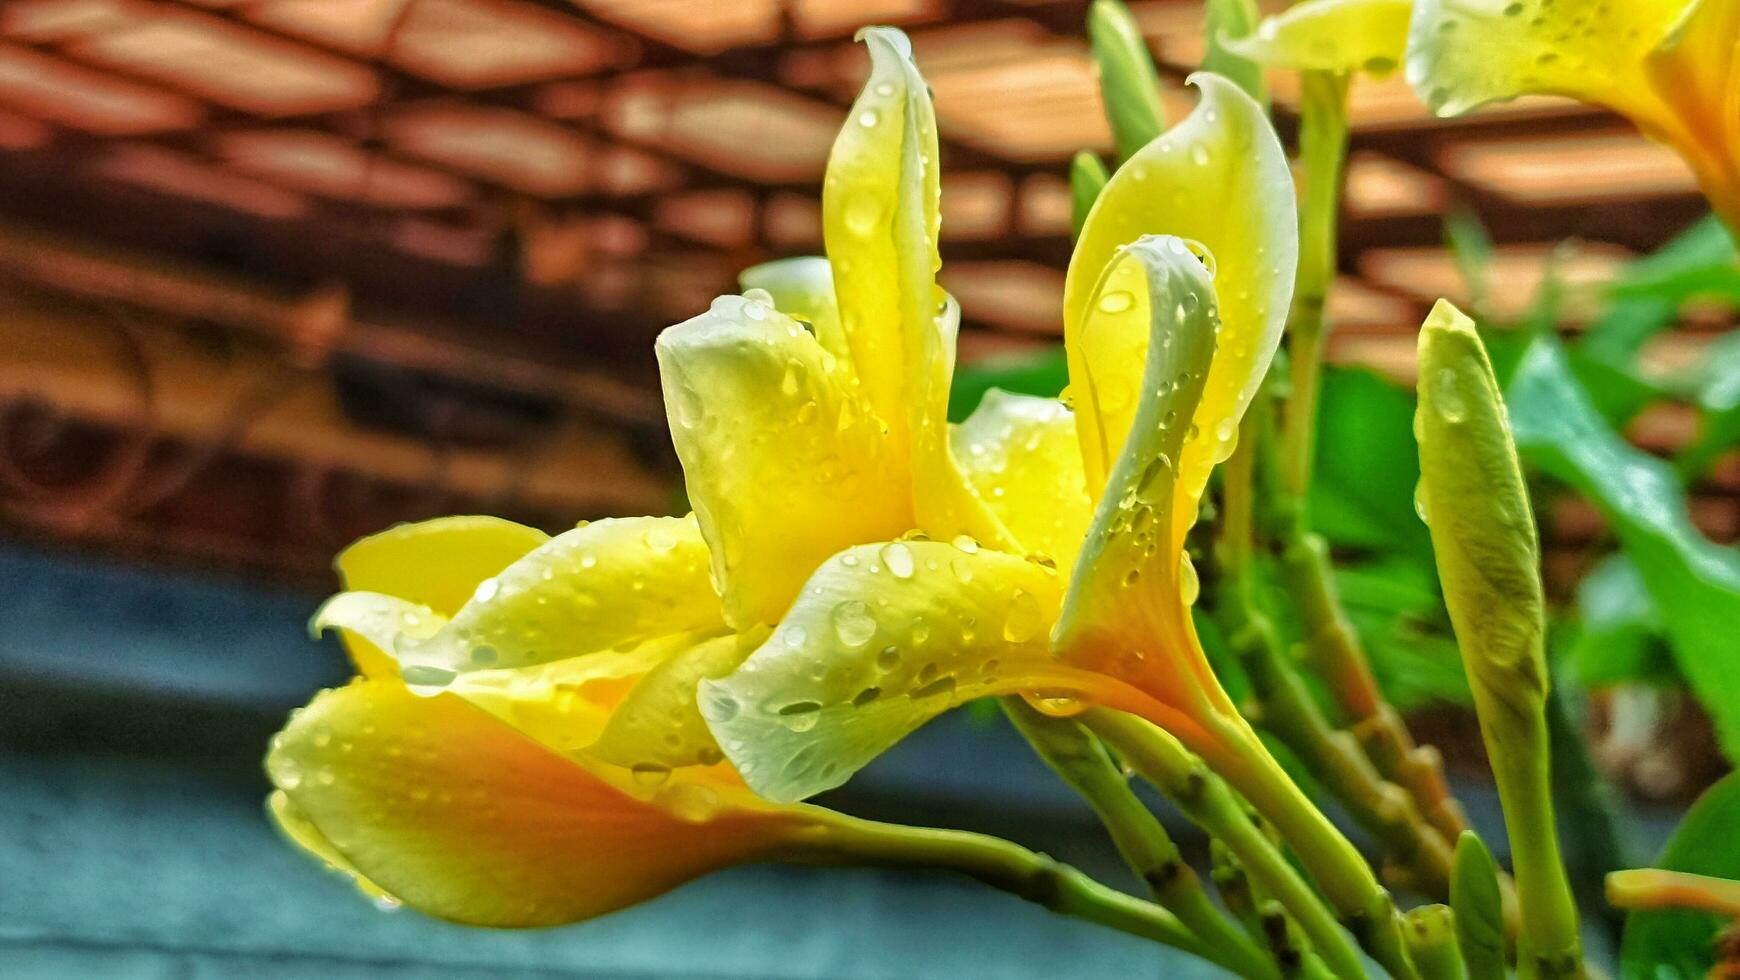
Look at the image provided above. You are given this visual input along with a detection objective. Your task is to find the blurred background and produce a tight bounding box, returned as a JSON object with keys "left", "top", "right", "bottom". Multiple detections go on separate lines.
{"left": 0, "top": 0, "right": 1734, "bottom": 976}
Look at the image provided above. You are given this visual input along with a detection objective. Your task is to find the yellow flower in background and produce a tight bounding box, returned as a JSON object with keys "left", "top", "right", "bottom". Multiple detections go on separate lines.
{"left": 1407, "top": 0, "right": 1740, "bottom": 230}
{"left": 702, "top": 70, "right": 1299, "bottom": 803}
{"left": 1224, "top": 0, "right": 1414, "bottom": 75}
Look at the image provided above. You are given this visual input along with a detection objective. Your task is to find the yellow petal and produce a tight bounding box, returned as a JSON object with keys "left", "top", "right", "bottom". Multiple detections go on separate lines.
{"left": 330, "top": 516, "right": 549, "bottom": 677}
{"left": 1064, "top": 74, "right": 1297, "bottom": 504}
{"left": 332, "top": 517, "right": 722, "bottom": 686}
{"left": 702, "top": 540, "right": 1065, "bottom": 803}
{"left": 1224, "top": 0, "right": 1412, "bottom": 75}
{"left": 267, "top": 790, "right": 394, "bottom": 904}
{"left": 950, "top": 389, "right": 1094, "bottom": 569}
{"left": 1405, "top": 0, "right": 1687, "bottom": 119}
{"left": 310, "top": 591, "right": 445, "bottom": 681}
{"left": 657, "top": 293, "right": 910, "bottom": 628}
{"left": 1055, "top": 237, "right": 1234, "bottom": 722}
{"left": 447, "top": 631, "right": 710, "bottom": 760}
{"left": 823, "top": 28, "right": 1011, "bottom": 549}
{"left": 1642, "top": 0, "right": 1740, "bottom": 227}
{"left": 267, "top": 680, "right": 808, "bottom": 927}
{"left": 588, "top": 629, "right": 766, "bottom": 773}
{"left": 739, "top": 256, "right": 847, "bottom": 363}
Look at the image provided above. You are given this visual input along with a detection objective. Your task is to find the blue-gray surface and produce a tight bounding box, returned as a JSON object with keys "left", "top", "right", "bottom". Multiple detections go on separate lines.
{"left": 0, "top": 543, "right": 1223, "bottom": 979}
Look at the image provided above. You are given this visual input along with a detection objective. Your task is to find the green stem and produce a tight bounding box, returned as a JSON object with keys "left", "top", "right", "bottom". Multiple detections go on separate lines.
{"left": 1481, "top": 702, "right": 1584, "bottom": 980}
{"left": 787, "top": 811, "right": 1221, "bottom": 966}
{"left": 1274, "top": 519, "right": 1473, "bottom": 851}
{"left": 1221, "top": 405, "right": 1457, "bottom": 899}
{"left": 1279, "top": 69, "right": 1349, "bottom": 498}
{"left": 1084, "top": 709, "right": 1370, "bottom": 980}
{"left": 1003, "top": 699, "right": 1279, "bottom": 980}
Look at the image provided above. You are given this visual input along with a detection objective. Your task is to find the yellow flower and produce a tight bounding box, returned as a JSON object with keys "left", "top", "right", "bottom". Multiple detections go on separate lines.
{"left": 1406, "top": 0, "right": 1740, "bottom": 230}
{"left": 1224, "top": 0, "right": 1414, "bottom": 76}
{"left": 264, "top": 26, "right": 1074, "bottom": 927}
{"left": 703, "top": 69, "right": 1299, "bottom": 805}
{"left": 271, "top": 515, "right": 821, "bottom": 926}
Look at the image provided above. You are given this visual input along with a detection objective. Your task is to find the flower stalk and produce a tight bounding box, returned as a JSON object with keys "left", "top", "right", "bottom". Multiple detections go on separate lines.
{"left": 783, "top": 811, "right": 1227, "bottom": 969}
{"left": 1002, "top": 699, "right": 1278, "bottom": 980}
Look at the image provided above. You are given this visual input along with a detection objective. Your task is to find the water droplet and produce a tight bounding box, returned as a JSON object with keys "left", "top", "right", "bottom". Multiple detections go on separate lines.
{"left": 644, "top": 526, "right": 678, "bottom": 553}
{"left": 796, "top": 400, "right": 819, "bottom": 424}
{"left": 911, "top": 619, "right": 930, "bottom": 645}
{"left": 659, "top": 782, "right": 723, "bottom": 823}
{"left": 1433, "top": 367, "right": 1468, "bottom": 423}
{"left": 780, "top": 361, "right": 801, "bottom": 397}
{"left": 950, "top": 557, "right": 975, "bottom": 584}
{"left": 881, "top": 541, "right": 916, "bottom": 579}
{"left": 782, "top": 625, "right": 809, "bottom": 649}
{"left": 1178, "top": 554, "right": 1200, "bottom": 606}
{"left": 876, "top": 645, "right": 901, "bottom": 670}
{"left": 952, "top": 534, "right": 980, "bottom": 554}
{"left": 1025, "top": 691, "right": 1085, "bottom": 718}
{"left": 1097, "top": 290, "right": 1135, "bottom": 314}
{"left": 372, "top": 895, "right": 403, "bottom": 912}
{"left": 844, "top": 191, "right": 884, "bottom": 235}
{"left": 873, "top": 82, "right": 896, "bottom": 96}
{"left": 852, "top": 686, "right": 881, "bottom": 706}
{"left": 579, "top": 550, "right": 598, "bottom": 569}
{"left": 1189, "top": 143, "right": 1210, "bottom": 167}
{"left": 1413, "top": 481, "right": 1431, "bottom": 525}
{"left": 1003, "top": 589, "right": 1044, "bottom": 643}
{"left": 703, "top": 691, "right": 739, "bottom": 722}
{"left": 469, "top": 644, "right": 498, "bottom": 667}
{"left": 400, "top": 663, "right": 457, "bottom": 695}
{"left": 778, "top": 701, "right": 822, "bottom": 732}
{"left": 632, "top": 763, "right": 671, "bottom": 786}
{"left": 831, "top": 600, "right": 878, "bottom": 649}
{"left": 858, "top": 109, "right": 880, "bottom": 127}
{"left": 473, "top": 578, "right": 500, "bottom": 603}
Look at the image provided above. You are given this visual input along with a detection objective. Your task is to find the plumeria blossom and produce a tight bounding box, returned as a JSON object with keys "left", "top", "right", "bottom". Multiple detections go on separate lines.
{"left": 1223, "top": 0, "right": 1414, "bottom": 76}
{"left": 1407, "top": 0, "right": 1740, "bottom": 230}
{"left": 703, "top": 69, "right": 1299, "bottom": 807}
{"left": 264, "top": 26, "right": 1108, "bottom": 928}
{"left": 269, "top": 515, "right": 825, "bottom": 926}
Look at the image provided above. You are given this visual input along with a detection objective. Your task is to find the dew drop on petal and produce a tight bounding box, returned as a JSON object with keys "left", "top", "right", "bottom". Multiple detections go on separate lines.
{"left": 881, "top": 541, "right": 916, "bottom": 579}
{"left": 473, "top": 578, "right": 500, "bottom": 603}
{"left": 831, "top": 600, "right": 878, "bottom": 649}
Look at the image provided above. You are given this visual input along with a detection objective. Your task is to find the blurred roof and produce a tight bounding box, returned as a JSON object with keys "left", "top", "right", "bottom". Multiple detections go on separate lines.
{"left": 0, "top": 0, "right": 1729, "bottom": 579}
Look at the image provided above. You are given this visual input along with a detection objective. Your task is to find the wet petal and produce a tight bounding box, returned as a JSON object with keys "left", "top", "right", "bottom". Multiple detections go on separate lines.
{"left": 703, "top": 540, "right": 1065, "bottom": 803}
{"left": 267, "top": 681, "right": 806, "bottom": 927}
{"left": 950, "top": 389, "right": 1094, "bottom": 569}
{"left": 330, "top": 516, "right": 549, "bottom": 677}
{"left": 447, "top": 631, "right": 709, "bottom": 760}
{"left": 1055, "top": 237, "right": 1232, "bottom": 720}
{"left": 1641, "top": 0, "right": 1740, "bottom": 226}
{"left": 739, "top": 256, "right": 847, "bottom": 363}
{"left": 311, "top": 591, "right": 445, "bottom": 680}
{"left": 657, "top": 293, "right": 910, "bottom": 628}
{"left": 1224, "top": 0, "right": 1411, "bottom": 75}
{"left": 1405, "top": 0, "right": 1685, "bottom": 119}
{"left": 589, "top": 630, "right": 766, "bottom": 773}
{"left": 379, "top": 516, "right": 722, "bottom": 683}
{"left": 823, "top": 29, "right": 1009, "bottom": 548}
{"left": 267, "top": 790, "right": 393, "bottom": 903}
{"left": 1064, "top": 74, "right": 1296, "bottom": 502}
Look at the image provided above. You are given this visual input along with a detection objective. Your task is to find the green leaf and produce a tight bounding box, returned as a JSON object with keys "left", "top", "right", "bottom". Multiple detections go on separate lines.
{"left": 1584, "top": 214, "right": 1738, "bottom": 363}
{"left": 1307, "top": 366, "right": 1431, "bottom": 557}
{"left": 1336, "top": 557, "right": 1469, "bottom": 710}
{"left": 1444, "top": 207, "right": 1495, "bottom": 322}
{"left": 1506, "top": 334, "right": 1740, "bottom": 762}
{"left": 1673, "top": 330, "right": 1740, "bottom": 480}
{"left": 947, "top": 346, "right": 1068, "bottom": 422}
{"left": 1569, "top": 555, "right": 1677, "bottom": 688}
{"left": 1087, "top": 0, "right": 1167, "bottom": 162}
{"left": 1450, "top": 831, "right": 1508, "bottom": 980}
{"left": 1619, "top": 772, "right": 1740, "bottom": 980}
